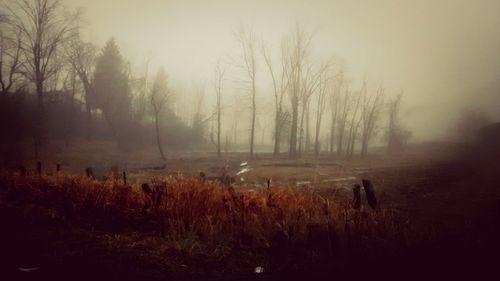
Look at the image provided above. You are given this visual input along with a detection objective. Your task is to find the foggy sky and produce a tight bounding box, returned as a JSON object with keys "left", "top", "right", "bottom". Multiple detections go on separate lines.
{"left": 65, "top": 0, "right": 500, "bottom": 141}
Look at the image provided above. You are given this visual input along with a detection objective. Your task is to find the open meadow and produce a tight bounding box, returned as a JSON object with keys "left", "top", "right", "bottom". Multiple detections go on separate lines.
{"left": 1, "top": 142, "right": 499, "bottom": 280}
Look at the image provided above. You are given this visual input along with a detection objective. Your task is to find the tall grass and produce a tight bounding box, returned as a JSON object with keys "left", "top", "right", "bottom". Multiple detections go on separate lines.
{"left": 1, "top": 171, "right": 410, "bottom": 271}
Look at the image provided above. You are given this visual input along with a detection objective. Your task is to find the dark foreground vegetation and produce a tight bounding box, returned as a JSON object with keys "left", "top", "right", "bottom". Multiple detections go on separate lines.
{"left": 1, "top": 155, "right": 499, "bottom": 280}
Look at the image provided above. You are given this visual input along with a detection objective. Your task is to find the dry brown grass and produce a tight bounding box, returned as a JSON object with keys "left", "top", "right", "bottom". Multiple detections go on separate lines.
{"left": 1, "top": 171, "right": 411, "bottom": 273}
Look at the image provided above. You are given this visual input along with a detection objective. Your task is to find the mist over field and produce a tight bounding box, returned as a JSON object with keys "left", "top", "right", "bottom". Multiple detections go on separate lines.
{"left": 1, "top": 0, "right": 500, "bottom": 280}
{"left": 64, "top": 0, "right": 500, "bottom": 141}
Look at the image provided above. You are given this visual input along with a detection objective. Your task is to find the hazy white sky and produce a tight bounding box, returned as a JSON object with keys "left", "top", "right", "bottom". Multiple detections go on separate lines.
{"left": 64, "top": 0, "right": 500, "bottom": 141}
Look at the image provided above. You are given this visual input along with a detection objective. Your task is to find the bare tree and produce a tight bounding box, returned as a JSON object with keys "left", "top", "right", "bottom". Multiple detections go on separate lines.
{"left": 305, "top": 100, "right": 311, "bottom": 153}
{"left": 313, "top": 64, "right": 331, "bottom": 158}
{"left": 336, "top": 83, "right": 350, "bottom": 156}
{"left": 298, "top": 62, "right": 323, "bottom": 156}
{"left": 235, "top": 26, "right": 257, "bottom": 159}
{"left": 194, "top": 82, "right": 223, "bottom": 148}
{"left": 63, "top": 33, "right": 96, "bottom": 140}
{"left": 261, "top": 42, "right": 290, "bottom": 157}
{"left": 127, "top": 58, "right": 152, "bottom": 124}
{"left": 345, "top": 81, "right": 364, "bottom": 158}
{"left": 0, "top": 25, "right": 24, "bottom": 95}
{"left": 360, "top": 84, "right": 384, "bottom": 158}
{"left": 190, "top": 82, "right": 207, "bottom": 142}
{"left": 150, "top": 67, "right": 170, "bottom": 162}
{"left": 5, "top": 0, "right": 77, "bottom": 156}
{"left": 214, "top": 62, "right": 226, "bottom": 158}
{"left": 328, "top": 71, "right": 343, "bottom": 155}
{"left": 386, "top": 92, "right": 402, "bottom": 152}
{"left": 285, "top": 25, "right": 312, "bottom": 159}
{"left": 60, "top": 67, "right": 78, "bottom": 145}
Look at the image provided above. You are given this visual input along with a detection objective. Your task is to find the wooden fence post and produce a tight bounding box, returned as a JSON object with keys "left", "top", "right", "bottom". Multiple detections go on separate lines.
{"left": 352, "top": 184, "right": 361, "bottom": 209}
{"left": 85, "top": 167, "right": 94, "bottom": 179}
{"left": 362, "top": 179, "right": 378, "bottom": 210}
{"left": 36, "top": 161, "right": 42, "bottom": 175}
{"left": 18, "top": 166, "right": 27, "bottom": 176}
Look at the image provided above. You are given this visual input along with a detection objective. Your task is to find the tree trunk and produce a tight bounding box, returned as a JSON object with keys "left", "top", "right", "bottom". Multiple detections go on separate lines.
{"left": 103, "top": 109, "right": 117, "bottom": 139}
{"left": 345, "top": 125, "right": 357, "bottom": 159}
{"left": 34, "top": 79, "right": 44, "bottom": 159}
{"left": 329, "top": 117, "right": 336, "bottom": 155}
{"left": 81, "top": 77, "right": 93, "bottom": 141}
{"left": 154, "top": 110, "right": 166, "bottom": 162}
{"left": 65, "top": 72, "right": 77, "bottom": 146}
{"left": 305, "top": 102, "right": 311, "bottom": 153}
{"left": 85, "top": 103, "right": 92, "bottom": 141}
{"left": 273, "top": 109, "right": 281, "bottom": 157}
{"left": 361, "top": 133, "right": 369, "bottom": 158}
{"left": 336, "top": 124, "right": 344, "bottom": 157}
{"left": 349, "top": 135, "right": 356, "bottom": 157}
{"left": 289, "top": 99, "right": 299, "bottom": 159}
{"left": 298, "top": 101, "right": 307, "bottom": 157}
{"left": 314, "top": 110, "right": 322, "bottom": 159}
{"left": 217, "top": 101, "right": 221, "bottom": 158}
{"left": 224, "top": 135, "right": 228, "bottom": 155}
{"left": 250, "top": 87, "right": 256, "bottom": 159}
{"left": 233, "top": 120, "right": 237, "bottom": 146}
{"left": 314, "top": 128, "right": 320, "bottom": 158}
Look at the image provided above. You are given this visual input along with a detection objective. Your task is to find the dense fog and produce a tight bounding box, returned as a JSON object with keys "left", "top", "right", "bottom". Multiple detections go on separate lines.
{"left": 65, "top": 0, "right": 500, "bottom": 140}
{"left": 1, "top": 0, "right": 499, "bottom": 165}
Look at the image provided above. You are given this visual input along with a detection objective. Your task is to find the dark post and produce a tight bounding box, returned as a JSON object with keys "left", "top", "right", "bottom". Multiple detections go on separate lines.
{"left": 85, "top": 167, "right": 94, "bottom": 179}
{"left": 141, "top": 183, "right": 152, "bottom": 194}
{"left": 56, "top": 163, "right": 61, "bottom": 172}
{"left": 123, "top": 171, "right": 127, "bottom": 185}
{"left": 36, "top": 161, "right": 42, "bottom": 175}
{"left": 362, "top": 179, "right": 378, "bottom": 210}
{"left": 352, "top": 184, "right": 361, "bottom": 209}
{"left": 267, "top": 178, "right": 271, "bottom": 190}
{"left": 18, "top": 166, "right": 27, "bottom": 176}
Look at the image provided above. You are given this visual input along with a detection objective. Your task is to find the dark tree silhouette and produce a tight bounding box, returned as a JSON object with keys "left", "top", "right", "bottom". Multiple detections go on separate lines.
{"left": 5, "top": 0, "right": 77, "bottom": 156}
{"left": 214, "top": 63, "right": 225, "bottom": 158}
{"left": 93, "top": 38, "right": 131, "bottom": 138}
{"left": 150, "top": 67, "right": 169, "bottom": 162}
{"left": 235, "top": 26, "right": 257, "bottom": 159}
{"left": 64, "top": 33, "right": 96, "bottom": 141}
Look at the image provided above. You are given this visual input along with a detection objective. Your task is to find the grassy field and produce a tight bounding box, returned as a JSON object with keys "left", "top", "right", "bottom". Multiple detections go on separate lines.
{"left": 1, "top": 143, "right": 500, "bottom": 280}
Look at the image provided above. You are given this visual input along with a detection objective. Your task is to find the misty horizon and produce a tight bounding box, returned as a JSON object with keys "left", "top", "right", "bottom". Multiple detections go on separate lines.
{"left": 61, "top": 0, "right": 500, "bottom": 142}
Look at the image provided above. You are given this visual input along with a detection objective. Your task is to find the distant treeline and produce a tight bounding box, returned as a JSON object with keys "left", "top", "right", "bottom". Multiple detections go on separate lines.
{"left": 0, "top": 0, "right": 415, "bottom": 166}
{"left": 0, "top": 0, "right": 208, "bottom": 166}
{"left": 0, "top": 90, "right": 204, "bottom": 166}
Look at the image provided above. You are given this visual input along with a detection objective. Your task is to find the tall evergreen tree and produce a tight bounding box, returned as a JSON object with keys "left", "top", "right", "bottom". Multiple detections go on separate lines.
{"left": 93, "top": 38, "right": 131, "bottom": 137}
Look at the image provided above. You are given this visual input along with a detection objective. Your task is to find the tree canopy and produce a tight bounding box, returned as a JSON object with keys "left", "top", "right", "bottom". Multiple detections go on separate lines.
{"left": 92, "top": 38, "right": 131, "bottom": 136}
